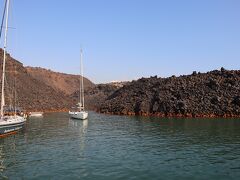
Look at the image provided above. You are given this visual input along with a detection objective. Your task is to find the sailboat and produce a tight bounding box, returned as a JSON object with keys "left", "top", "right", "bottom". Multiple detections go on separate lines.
{"left": 69, "top": 49, "right": 88, "bottom": 120}
{"left": 0, "top": 0, "right": 26, "bottom": 137}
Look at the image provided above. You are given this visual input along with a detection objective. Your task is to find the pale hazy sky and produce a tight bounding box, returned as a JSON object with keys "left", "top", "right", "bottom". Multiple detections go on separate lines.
{"left": 2, "top": 0, "right": 240, "bottom": 83}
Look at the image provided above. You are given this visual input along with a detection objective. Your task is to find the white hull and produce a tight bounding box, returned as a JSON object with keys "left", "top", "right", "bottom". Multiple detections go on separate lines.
{"left": 29, "top": 112, "right": 43, "bottom": 117}
{"left": 69, "top": 111, "right": 88, "bottom": 120}
{"left": 0, "top": 116, "right": 26, "bottom": 135}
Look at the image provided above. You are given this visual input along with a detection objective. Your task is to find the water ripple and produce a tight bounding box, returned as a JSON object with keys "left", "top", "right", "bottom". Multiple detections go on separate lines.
{"left": 0, "top": 112, "right": 240, "bottom": 179}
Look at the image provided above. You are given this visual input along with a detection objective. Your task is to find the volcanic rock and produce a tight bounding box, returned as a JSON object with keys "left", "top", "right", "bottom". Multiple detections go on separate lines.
{"left": 99, "top": 69, "right": 240, "bottom": 117}
{"left": 0, "top": 49, "right": 73, "bottom": 112}
{"left": 26, "top": 67, "right": 94, "bottom": 95}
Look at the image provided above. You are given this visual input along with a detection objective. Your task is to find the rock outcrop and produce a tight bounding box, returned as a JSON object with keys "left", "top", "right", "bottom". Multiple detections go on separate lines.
{"left": 0, "top": 49, "right": 72, "bottom": 112}
{"left": 2, "top": 49, "right": 240, "bottom": 117}
{"left": 26, "top": 67, "right": 95, "bottom": 95}
{"left": 71, "top": 83, "right": 125, "bottom": 110}
{"left": 0, "top": 49, "right": 114, "bottom": 112}
{"left": 99, "top": 69, "right": 240, "bottom": 118}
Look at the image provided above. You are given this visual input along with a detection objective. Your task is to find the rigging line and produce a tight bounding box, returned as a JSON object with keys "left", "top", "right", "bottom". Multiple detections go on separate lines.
{"left": 0, "top": 0, "right": 7, "bottom": 40}
{"left": 14, "top": 64, "right": 16, "bottom": 115}
{"left": 1, "top": 26, "right": 16, "bottom": 29}
{"left": 4, "top": 71, "right": 12, "bottom": 107}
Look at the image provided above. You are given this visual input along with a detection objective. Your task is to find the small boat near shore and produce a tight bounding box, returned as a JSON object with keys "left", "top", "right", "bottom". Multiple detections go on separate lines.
{"left": 29, "top": 112, "right": 44, "bottom": 117}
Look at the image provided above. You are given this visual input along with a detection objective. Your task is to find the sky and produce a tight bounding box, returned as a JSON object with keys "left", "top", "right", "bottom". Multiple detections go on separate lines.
{"left": 1, "top": 0, "right": 240, "bottom": 83}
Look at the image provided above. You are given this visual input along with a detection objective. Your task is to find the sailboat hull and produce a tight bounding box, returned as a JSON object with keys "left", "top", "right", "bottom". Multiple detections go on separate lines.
{"left": 0, "top": 116, "right": 26, "bottom": 136}
{"left": 69, "top": 111, "right": 88, "bottom": 120}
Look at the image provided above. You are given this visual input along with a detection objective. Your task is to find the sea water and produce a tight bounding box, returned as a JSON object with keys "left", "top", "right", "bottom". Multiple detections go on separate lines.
{"left": 0, "top": 112, "right": 239, "bottom": 179}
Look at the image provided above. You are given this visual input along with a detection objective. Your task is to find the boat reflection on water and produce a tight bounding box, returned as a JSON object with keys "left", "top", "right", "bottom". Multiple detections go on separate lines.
{"left": 69, "top": 119, "right": 88, "bottom": 134}
{"left": 69, "top": 119, "right": 88, "bottom": 153}
{"left": 0, "top": 145, "right": 5, "bottom": 174}
{"left": 0, "top": 137, "right": 17, "bottom": 178}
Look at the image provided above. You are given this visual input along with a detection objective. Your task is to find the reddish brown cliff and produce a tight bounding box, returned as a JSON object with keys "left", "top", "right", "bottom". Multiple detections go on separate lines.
{"left": 26, "top": 67, "right": 95, "bottom": 95}
{"left": 0, "top": 49, "right": 72, "bottom": 112}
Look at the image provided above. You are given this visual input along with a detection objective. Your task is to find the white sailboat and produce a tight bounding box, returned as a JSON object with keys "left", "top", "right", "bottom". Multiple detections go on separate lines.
{"left": 69, "top": 49, "right": 88, "bottom": 120}
{"left": 0, "top": 0, "right": 26, "bottom": 137}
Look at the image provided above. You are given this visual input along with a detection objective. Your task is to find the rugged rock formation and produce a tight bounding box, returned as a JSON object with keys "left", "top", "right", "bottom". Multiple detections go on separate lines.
{"left": 70, "top": 82, "right": 126, "bottom": 110}
{"left": 0, "top": 49, "right": 115, "bottom": 112}
{"left": 2, "top": 49, "right": 240, "bottom": 117}
{"left": 0, "top": 49, "right": 72, "bottom": 112}
{"left": 99, "top": 69, "right": 240, "bottom": 117}
{"left": 26, "top": 67, "right": 95, "bottom": 95}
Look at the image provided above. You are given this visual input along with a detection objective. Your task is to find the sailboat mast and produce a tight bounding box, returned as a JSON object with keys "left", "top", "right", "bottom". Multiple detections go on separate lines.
{"left": 80, "top": 49, "right": 85, "bottom": 110}
{"left": 79, "top": 50, "right": 82, "bottom": 108}
{"left": 14, "top": 65, "right": 16, "bottom": 116}
{"left": 1, "top": 0, "right": 10, "bottom": 117}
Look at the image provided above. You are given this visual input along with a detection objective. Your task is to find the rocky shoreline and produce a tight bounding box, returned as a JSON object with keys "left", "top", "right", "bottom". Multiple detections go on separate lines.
{"left": 99, "top": 111, "right": 240, "bottom": 118}
{"left": 25, "top": 108, "right": 69, "bottom": 113}
{"left": 27, "top": 108, "right": 240, "bottom": 118}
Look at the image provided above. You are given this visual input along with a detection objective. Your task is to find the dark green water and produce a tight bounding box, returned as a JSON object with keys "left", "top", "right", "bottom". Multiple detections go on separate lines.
{"left": 0, "top": 112, "right": 240, "bottom": 179}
